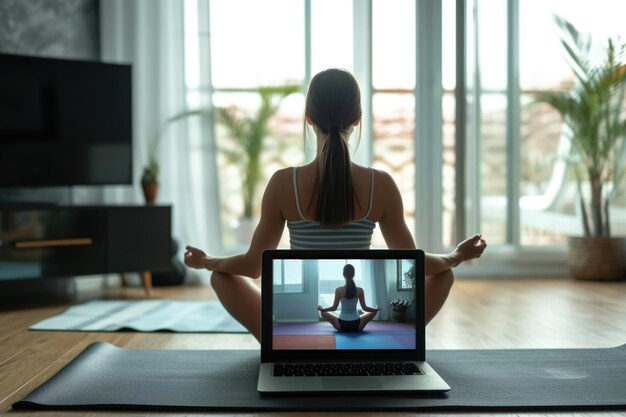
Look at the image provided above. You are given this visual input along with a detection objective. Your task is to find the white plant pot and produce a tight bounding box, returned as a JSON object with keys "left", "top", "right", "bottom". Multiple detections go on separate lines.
{"left": 233, "top": 217, "right": 258, "bottom": 246}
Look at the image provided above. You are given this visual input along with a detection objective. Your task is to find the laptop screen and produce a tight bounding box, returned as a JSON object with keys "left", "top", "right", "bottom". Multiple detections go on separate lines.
{"left": 261, "top": 250, "right": 425, "bottom": 361}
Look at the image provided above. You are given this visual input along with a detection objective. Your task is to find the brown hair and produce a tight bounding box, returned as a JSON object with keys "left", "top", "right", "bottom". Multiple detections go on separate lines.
{"left": 305, "top": 69, "right": 362, "bottom": 227}
{"left": 343, "top": 263, "right": 357, "bottom": 299}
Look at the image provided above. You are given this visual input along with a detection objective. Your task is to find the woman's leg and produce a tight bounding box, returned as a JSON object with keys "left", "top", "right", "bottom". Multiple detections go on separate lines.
{"left": 358, "top": 311, "right": 378, "bottom": 331}
{"left": 425, "top": 268, "right": 454, "bottom": 325}
{"left": 320, "top": 311, "right": 341, "bottom": 331}
{"left": 211, "top": 271, "right": 261, "bottom": 341}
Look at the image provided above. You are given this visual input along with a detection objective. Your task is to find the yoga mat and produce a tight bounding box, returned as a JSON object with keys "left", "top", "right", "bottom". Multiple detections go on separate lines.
{"left": 13, "top": 342, "right": 626, "bottom": 411}
{"left": 30, "top": 300, "right": 247, "bottom": 333}
{"left": 272, "top": 321, "right": 415, "bottom": 335}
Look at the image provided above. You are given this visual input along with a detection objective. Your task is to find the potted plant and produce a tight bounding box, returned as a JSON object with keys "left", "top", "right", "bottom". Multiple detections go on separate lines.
{"left": 140, "top": 120, "right": 165, "bottom": 204}
{"left": 141, "top": 84, "right": 298, "bottom": 217}
{"left": 141, "top": 158, "right": 160, "bottom": 204}
{"left": 171, "top": 84, "right": 299, "bottom": 242}
{"left": 534, "top": 16, "right": 626, "bottom": 280}
{"left": 217, "top": 85, "right": 299, "bottom": 222}
{"left": 390, "top": 299, "right": 410, "bottom": 322}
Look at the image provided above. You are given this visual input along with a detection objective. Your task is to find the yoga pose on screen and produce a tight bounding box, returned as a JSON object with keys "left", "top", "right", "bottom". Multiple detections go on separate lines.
{"left": 184, "top": 68, "right": 487, "bottom": 342}
{"left": 317, "top": 264, "right": 380, "bottom": 332}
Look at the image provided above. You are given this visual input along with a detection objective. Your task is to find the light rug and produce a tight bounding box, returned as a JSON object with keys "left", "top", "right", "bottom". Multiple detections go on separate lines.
{"left": 30, "top": 299, "right": 247, "bottom": 333}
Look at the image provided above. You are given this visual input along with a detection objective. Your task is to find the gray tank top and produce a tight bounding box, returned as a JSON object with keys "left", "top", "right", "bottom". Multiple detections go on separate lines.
{"left": 287, "top": 167, "right": 376, "bottom": 250}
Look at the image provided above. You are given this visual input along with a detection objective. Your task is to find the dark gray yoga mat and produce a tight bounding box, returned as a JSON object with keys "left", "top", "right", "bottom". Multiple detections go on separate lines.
{"left": 13, "top": 342, "right": 626, "bottom": 412}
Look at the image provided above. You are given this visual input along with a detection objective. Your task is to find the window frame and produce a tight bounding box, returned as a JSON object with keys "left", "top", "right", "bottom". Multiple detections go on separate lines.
{"left": 396, "top": 259, "right": 415, "bottom": 292}
{"left": 273, "top": 259, "right": 306, "bottom": 294}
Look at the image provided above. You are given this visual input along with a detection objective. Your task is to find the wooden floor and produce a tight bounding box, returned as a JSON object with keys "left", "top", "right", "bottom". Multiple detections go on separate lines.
{"left": 1, "top": 277, "right": 625, "bottom": 417}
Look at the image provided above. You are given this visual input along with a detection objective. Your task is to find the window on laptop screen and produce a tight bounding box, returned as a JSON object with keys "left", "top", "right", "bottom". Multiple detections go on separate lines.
{"left": 272, "top": 258, "right": 416, "bottom": 350}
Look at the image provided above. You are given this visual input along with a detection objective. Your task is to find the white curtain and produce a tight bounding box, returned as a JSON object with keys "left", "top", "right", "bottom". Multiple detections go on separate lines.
{"left": 374, "top": 260, "right": 391, "bottom": 321}
{"left": 359, "top": 260, "right": 376, "bottom": 310}
{"left": 99, "top": 0, "right": 222, "bottom": 280}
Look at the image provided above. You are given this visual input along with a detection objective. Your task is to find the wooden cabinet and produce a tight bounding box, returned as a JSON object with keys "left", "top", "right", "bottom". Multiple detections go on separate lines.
{"left": 0, "top": 205, "right": 171, "bottom": 295}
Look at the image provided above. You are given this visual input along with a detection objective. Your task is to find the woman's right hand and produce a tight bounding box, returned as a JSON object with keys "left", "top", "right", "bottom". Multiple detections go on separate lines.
{"left": 317, "top": 305, "right": 324, "bottom": 311}
{"left": 184, "top": 245, "right": 209, "bottom": 269}
{"left": 453, "top": 234, "right": 487, "bottom": 266}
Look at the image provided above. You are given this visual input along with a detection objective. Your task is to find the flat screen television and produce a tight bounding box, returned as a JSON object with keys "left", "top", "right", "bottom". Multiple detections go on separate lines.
{"left": 0, "top": 53, "right": 132, "bottom": 187}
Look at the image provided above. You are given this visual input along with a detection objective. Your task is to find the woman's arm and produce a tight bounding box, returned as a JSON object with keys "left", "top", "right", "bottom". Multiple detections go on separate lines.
{"left": 357, "top": 289, "right": 380, "bottom": 313}
{"left": 184, "top": 170, "right": 287, "bottom": 278}
{"left": 377, "top": 170, "right": 486, "bottom": 276}
{"left": 424, "top": 234, "right": 486, "bottom": 273}
{"left": 318, "top": 288, "right": 341, "bottom": 312}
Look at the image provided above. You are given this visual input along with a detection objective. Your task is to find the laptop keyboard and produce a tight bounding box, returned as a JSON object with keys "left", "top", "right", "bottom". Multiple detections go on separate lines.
{"left": 273, "top": 362, "right": 423, "bottom": 377}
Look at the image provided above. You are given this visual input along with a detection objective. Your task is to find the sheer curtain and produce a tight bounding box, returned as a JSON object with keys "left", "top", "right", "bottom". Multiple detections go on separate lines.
{"left": 359, "top": 260, "right": 376, "bottom": 311}
{"left": 100, "top": 0, "right": 222, "bottom": 280}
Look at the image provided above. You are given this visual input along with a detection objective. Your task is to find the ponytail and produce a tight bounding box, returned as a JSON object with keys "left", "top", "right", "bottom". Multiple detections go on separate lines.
{"left": 343, "top": 263, "right": 356, "bottom": 299}
{"left": 317, "top": 126, "right": 354, "bottom": 226}
{"left": 304, "top": 69, "right": 362, "bottom": 227}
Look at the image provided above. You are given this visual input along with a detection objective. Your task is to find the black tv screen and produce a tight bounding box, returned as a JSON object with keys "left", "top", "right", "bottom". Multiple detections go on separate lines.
{"left": 0, "top": 53, "right": 132, "bottom": 187}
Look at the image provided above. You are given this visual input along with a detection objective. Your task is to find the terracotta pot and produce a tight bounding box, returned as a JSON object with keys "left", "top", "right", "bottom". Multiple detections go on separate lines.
{"left": 567, "top": 236, "right": 626, "bottom": 280}
{"left": 141, "top": 181, "right": 159, "bottom": 204}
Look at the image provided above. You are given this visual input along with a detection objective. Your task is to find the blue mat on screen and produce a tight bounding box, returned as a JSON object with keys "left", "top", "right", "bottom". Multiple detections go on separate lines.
{"left": 29, "top": 299, "right": 247, "bottom": 333}
{"left": 335, "top": 333, "right": 415, "bottom": 349}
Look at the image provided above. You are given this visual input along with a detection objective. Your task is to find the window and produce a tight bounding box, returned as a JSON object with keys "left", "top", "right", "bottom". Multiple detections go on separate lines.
{"left": 518, "top": 0, "right": 626, "bottom": 245}
{"left": 457, "top": 0, "right": 626, "bottom": 250}
{"left": 273, "top": 259, "right": 304, "bottom": 293}
{"left": 184, "top": 0, "right": 419, "bottom": 252}
{"left": 397, "top": 259, "right": 415, "bottom": 291}
{"left": 183, "top": 0, "right": 626, "bottom": 276}
{"left": 371, "top": 0, "right": 416, "bottom": 247}
{"left": 317, "top": 259, "right": 365, "bottom": 308}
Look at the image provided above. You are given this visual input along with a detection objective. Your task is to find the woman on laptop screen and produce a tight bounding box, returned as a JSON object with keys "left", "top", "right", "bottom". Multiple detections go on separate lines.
{"left": 317, "top": 263, "right": 381, "bottom": 332}
{"left": 184, "top": 68, "right": 487, "bottom": 342}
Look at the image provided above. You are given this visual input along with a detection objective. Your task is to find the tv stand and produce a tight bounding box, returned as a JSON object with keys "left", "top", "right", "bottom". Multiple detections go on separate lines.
{"left": 120, "top": 272, "right": 155, "bottom": 297}
{"left": 0, "top": 204, "right": 171, "bottom": 297}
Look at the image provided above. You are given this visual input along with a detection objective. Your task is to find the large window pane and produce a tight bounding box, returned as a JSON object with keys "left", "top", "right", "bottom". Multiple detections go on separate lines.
{"left": 519, "top": 0, "right": 626, "bottom": 245}
{"left": 477, "top": 0, "right": 507, "bottom": 92}
{"left": 318, "top": 260, "right": 366, "bottom": 308}
{"left": 372, "top": 93, "right": 415, "bottom": 248}
{"left": 480, "top": 94, "right": 507, "bottom": 245}
{"left": 442, "top": 92, "right": 456, "bottom": 247}
{"left": 372, "top": 0, "right": 415, "bottom": 90}
{"left": 212, "top": 92, "right": 304, "bottom": 248}
{"left": 209, "top": 0, "right": 304, "bottom": 88}
{"left": 311, "top": 0, "right": 352, "bottom": 73}
{"left": 273, "top": 259, "right": 304, "bottom": 293}
{"left": 372, "top": 0, "right": 416, "bottom": 248}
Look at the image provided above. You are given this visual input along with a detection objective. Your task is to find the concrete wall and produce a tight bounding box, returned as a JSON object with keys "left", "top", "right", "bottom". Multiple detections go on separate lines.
{"left": 0, "top": 0, "right": 101, "bottom": 206}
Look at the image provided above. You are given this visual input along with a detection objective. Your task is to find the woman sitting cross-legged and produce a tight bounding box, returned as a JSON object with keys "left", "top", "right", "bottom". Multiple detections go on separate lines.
{"left": 184, "top": 68, "right": 487, "bottom": 342}
{"left": 317, "top": 264, "right": 381, "bottom": 332}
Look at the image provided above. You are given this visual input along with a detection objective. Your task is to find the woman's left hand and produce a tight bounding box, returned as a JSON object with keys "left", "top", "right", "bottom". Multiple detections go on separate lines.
{"left": 317, "top": 305, "right": 324, "bottom": 311}
{"left": 184, "top": 245, "right": 209, "bottom": 269}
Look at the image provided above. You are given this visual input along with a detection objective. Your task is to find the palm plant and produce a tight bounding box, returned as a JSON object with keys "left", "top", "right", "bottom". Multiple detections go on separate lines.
{"left": 217, "top": 85, "right": 299, "bottom": 218}
{"left": 170, "top": 85, "right": 299, "bottom": 219}
{"left": 534, "top": 16, "right": 626, "bottom": 237}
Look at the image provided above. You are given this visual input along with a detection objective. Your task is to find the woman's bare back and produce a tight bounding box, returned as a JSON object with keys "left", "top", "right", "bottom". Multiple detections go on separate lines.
{"left": 278, "top": 162, "right": 388, "bottom": 223}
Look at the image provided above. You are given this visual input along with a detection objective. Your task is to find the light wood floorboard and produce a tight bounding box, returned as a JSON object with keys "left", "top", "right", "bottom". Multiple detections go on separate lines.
{"left": 1, "top": 277, "right": 625, "bottom": 417}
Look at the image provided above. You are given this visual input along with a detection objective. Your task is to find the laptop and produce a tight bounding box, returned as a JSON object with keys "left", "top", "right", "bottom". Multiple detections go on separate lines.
{"left": 257, "top": 249, "right": 450, "bottom": 394}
